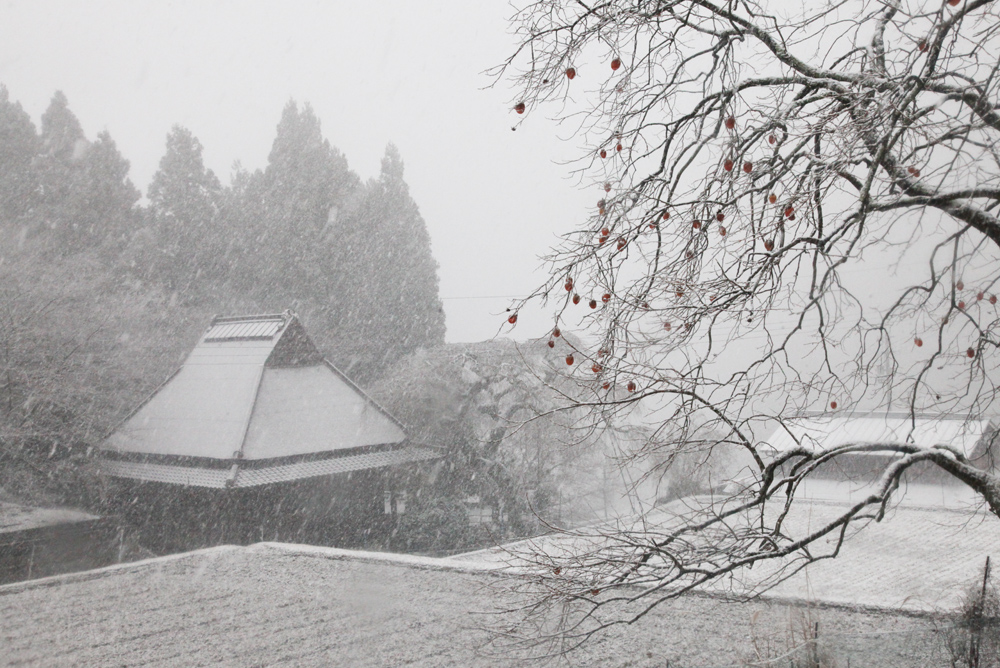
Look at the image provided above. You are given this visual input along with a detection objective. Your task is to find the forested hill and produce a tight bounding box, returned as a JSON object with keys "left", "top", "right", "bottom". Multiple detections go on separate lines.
{"left": 0, "top": 87, "right": 445, "bottom": 500}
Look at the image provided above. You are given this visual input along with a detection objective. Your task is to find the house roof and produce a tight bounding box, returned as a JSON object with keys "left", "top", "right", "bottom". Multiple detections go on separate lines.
{"left": 0, "top": 535, "right": 951, "bottom": 667}
{"left": 764, "top": 413, "right": 995, "bottom": 457}
{"left": 453, "top": 497, "right": 1000, "bottom": 613}
{"left": 99, "top": 313, "right": 432, "bottom": 487}
{"left": 0, "top": 502, "right": 99, "bottom": 536}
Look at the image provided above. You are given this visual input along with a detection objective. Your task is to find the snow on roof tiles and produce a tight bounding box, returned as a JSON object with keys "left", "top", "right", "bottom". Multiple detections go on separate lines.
{"left": 456, "top": 497, "right": 1000, "bottom": 613}
{"left": 0, "top": 541, "right": 948, "bottom": 667}
{"left": 0, "top": 503, "right": 99, "bottom": 535}
{"left": 204, "top": 316, "right": 285, "bottom": 341}
{"left": 99, "top": 446, "right": 441, "bottom": 488}
{"left": 765, "top": 414, "right": 994, "bottom": 457}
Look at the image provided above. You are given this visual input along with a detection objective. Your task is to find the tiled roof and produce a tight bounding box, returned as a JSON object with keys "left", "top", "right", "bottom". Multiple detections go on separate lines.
{"left": 100, "top": 313, "right": 411, "bottom": 479}
{"left": 0, "top": 503, "right": 99, "bottom": 535}
{"left": 765, "top": 414, "right": 994, "bottom": 457}
{"left": 203, "top": 315, "right": 286, "bottom": 341}
{"left": 99, "top": 446, "right": 441, "bottom": 489}
{"left": 0, "top": 542, "right": 948, "bottom": 667}
{"left": 455, "top": 497, "right": 1000, "bottom": 613}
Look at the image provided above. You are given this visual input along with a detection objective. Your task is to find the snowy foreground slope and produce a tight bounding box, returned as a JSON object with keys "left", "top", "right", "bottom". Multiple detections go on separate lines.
{"left": 1, "top": 500, "right": 993, "bottom": 668}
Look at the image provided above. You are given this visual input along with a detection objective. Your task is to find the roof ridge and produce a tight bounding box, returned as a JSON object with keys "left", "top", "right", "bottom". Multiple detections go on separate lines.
{"left": 210, "top": 313, "right": 288, "bottom": 325}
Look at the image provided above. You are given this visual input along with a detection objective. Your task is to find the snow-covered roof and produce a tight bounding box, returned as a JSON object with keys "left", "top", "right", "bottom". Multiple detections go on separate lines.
{"left": 99, "top": 312, "right": 436, "bottom": 488}
{"left": 0, "top": 529, "right": 961, "bottom": 666}
{"left": 0, "top": 503, "right": 100, "bottom": 535}
{"left": 454, "top": 497, "right": 1000, "bottom": 613}
{"left": 764, "top": 413, "right": 995, "bottom": 457}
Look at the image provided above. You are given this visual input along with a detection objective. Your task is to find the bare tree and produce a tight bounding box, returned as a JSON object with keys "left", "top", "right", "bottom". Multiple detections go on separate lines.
{"left": 491, "top": 0, "right": 1000, "bottom": 650}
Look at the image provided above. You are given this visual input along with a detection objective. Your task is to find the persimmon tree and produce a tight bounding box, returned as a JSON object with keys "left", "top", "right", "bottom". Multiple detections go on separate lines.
{"left": 494, "top": 0, "right": 1000, "bottom": 649}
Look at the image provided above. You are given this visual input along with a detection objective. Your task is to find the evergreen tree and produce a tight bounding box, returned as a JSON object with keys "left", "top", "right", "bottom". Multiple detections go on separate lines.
{"left": 328, "top": 144, "right": 445, "bottom": 379}
{"left": 30, "top": 92, "right": 136, "bottom": 253}
{"left": 77, "top": 130, "right": 140, "bottom": 252}
{"left": 0, "top": 85, "right": 40, "bottom": 225}
{"left": 255, "top": 101, "right": 359, "bottom": 301}
{"left": 147, "top": 126, "right": 221, "bottom": 290}
{"left": 34, "top": 91, "right": 88, "bottom": 246}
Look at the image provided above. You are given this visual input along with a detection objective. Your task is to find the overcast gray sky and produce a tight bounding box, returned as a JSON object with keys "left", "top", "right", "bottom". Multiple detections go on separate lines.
{"left": 0, "top": 0, "right": 592, "bottom": 342}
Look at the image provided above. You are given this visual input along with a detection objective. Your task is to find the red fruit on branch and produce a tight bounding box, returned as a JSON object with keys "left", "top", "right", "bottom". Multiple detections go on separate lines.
{"left": 592, "top": 364, "right": 602, "bottom": 373}
{"left": 604, "top": 182, "right": 612, "bottom": 192}
{"left": 967, "top": 347, "right": 976, "bottom": 359}
{"left": 719, "top": 227, "right": 727, "bottom": 236}
{"left": 675, "top": 290, "right": 684, "bottom": 298}
{"left": 725, "top": 116, "right": 736, "bottom": 130}
{"left": 918, "top": 40, "right": 928, "bottom": 52}
{"left": 977, "top": 292, "right": 984, "bottom": 301}
{"left": 589, "top": 299, "right": 597, "bottom": 309}
{"left": 627, "top": 381, "right": 636, "bottom": 392}
{"left": 784, "top": 206, "right": 794, "bottom": 218}
{"left": 572, "top": 294, "right": 581, "bottom": 304}
{"left": 830, "top": 401, "right": 838, "bottom": 409}
{"left": 602, "top": 382, "right": 610, "bottom": 389}
{"left": 565, "top": 280, "right": 573, "bottom": 291}
{"left": 601, "top": 227, "right": 610, "bottom": 236}
{"left": 566, "top": 67, "right": 576, "bottom": 79}
{"left": 553, "top": 567, "right": 561, "bottom": 575}
{"left": 547, "top": 340, "right": 555, "bottom": 348}
{"left": 768, "top": 134, "right": 776, "bottom": 144}
{"left": 617, "top": 237, "right": 627, "bottom": 250}
{"left": 743, "top": 162, "right": 753, "bottom": 173}
{"left": 662, "top": 211, "right": 671, "bottom": 220}
{"left": 959, "top": 301, "right": 966, "bottom": 310}
{"left": 599, "top": 236, "right": 608, "bottom": 245}
{"left": 768, "top": 194, "right": 777, "bottom": 204}
{"left": 508, "top": 314, "right": 518, "bottom": 324}
{"left": 991, "top": 295, "right": 998, "bottom": 305}
{"left": 764, "top": 240, "right": 775, "bottom": 251}
{"left": 957, "top": 280, "right": 965, "bottom": 290}
{"left": 948, "top": 0, "right": 960, "bottom": 6}
{"left": 611, "top": 58, "right": 622, "bottom": 71}
{"left": 553, "top": 327, "right": 561, "bottom": 337}
{"left": 616, "top": 143, "right": 623, "bottom": 152}
{"left": 514, "top": 102, "right": 525, "bottom": 114}
{"left": 915, "top": 338, "right": 923, "bottom": 347}
{"left": 664, "top": 322, "right": 672, "bottom": 331}
{"left": 600, "top": 149, "right": 607, "bottom": 159}
{"left": 692, "top": 220, "right": 701, "bottom": 229}
{"left": 566, "top": 354, "right": 575, "bottom": 365}
{"left": 602, "top": 293, "right": 611, "bottom": 303}
{"left": 591, "top": 588, "right": 601, "bottom": 596}
{"left": 716, "top": 212, "right": 725, "bottom": 222}
{"left": 724, "top": 159, "right": 734, "bottom": 171}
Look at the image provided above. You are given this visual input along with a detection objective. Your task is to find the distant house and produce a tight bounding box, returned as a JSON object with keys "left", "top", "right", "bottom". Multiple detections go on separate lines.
{"left": 98, "top": 312, "right": 440, "bottom": 550}
{"left": 0, "top": 502, "right": 117, "bottom": 584}
{"left": 764, "top": 412, "right": 998, "bottom": 485}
